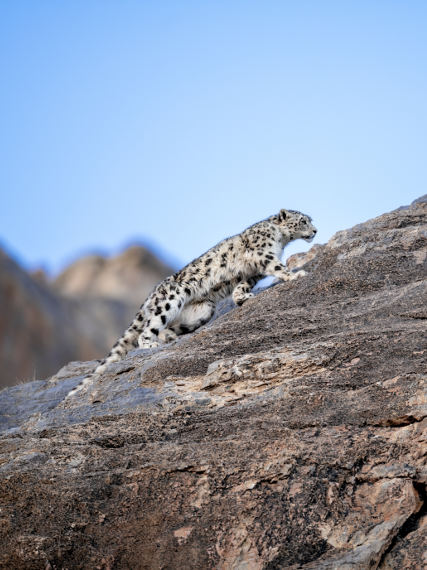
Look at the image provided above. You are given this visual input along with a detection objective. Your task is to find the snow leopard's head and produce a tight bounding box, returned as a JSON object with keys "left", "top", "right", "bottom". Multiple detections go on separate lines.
{"left": 277, "top": 209, "right": 317, "bottom": 242}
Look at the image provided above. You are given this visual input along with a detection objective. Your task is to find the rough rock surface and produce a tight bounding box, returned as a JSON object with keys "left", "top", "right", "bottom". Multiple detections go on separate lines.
{"left": 0, "top": 245, "right": 173, "bottom": 388}
{"left": 0, "top": 198, "right": 426, "bottom": 569}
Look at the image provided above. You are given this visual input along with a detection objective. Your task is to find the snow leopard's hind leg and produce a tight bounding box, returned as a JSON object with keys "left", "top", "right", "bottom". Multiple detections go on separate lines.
{"left": 137, "top": 284, "right": 189, "bottom": 348}
{"left": 166, "top": 300, "right": 216, "bottom": 337}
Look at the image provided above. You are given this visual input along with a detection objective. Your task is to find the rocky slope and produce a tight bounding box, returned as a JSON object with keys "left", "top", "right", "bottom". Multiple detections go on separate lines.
{"left": 0, "top": 245, "right": 174, "bottom": 388}
{"left": 0, "top": 197, "right": 425, "bottom": 569}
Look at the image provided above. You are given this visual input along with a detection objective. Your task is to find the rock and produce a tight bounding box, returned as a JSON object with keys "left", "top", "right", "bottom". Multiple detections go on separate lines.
{"left": 0, "top": 245, "right": 174, "bottom": 388}
{"left": 286, "top": 243, "right": 325, "bottom": 272}
{"left": 0, "top": 198, "right": 426, "bottom": 568}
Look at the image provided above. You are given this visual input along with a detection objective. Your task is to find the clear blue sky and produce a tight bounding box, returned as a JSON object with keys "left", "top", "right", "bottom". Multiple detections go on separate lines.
{"left": 1, "top": 1, "right": 426, "bottom": 274}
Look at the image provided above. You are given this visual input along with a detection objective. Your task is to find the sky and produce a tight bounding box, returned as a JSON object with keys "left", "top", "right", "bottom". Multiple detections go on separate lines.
{"left": 1, "top": 1, "right": 426, "bottom": 275}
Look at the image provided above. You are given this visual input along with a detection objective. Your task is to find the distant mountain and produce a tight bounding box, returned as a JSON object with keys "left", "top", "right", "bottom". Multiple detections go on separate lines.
{"left": 0, "top": 245, "right": 174, "bottom": 388}
{"left": 53, "top": 245, "right": 174, "bottom": 305}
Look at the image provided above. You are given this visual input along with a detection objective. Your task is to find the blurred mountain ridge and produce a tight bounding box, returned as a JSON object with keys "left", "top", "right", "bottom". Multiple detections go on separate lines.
{"left": 0, "top": 244, "right": 174, "bottom": 388}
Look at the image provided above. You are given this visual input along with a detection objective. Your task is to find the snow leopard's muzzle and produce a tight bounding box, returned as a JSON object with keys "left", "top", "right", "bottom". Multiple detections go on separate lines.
{"left": 304, "top": 227, "right": 317, "bottom": 242}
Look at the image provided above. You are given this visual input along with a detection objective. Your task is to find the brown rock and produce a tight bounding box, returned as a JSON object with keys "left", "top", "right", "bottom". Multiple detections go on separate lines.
{"left": 0, "top": 197, "right": 425, "bottom": 568}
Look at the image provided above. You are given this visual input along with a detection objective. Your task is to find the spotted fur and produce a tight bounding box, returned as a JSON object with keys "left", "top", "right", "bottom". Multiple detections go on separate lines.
{"left": 66, "top": 209, "right": 316, "bottom": 398}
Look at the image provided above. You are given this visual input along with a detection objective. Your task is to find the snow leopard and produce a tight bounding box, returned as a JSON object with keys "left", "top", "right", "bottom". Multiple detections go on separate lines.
{"left": 65, "top": 208, "right": 316, "bottom": 399}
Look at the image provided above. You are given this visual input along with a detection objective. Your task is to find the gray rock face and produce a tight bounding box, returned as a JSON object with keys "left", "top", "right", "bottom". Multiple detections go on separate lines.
{"left": 0, "top": 245, "right": 174, "bottom": 388}
{"left": 0, "top": 198, "right": 426, "bottom": 569}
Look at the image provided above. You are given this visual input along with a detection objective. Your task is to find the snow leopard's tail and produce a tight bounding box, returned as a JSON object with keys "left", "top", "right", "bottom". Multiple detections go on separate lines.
{"left": 64, "top": 311, "right": 146, "bottom": 400}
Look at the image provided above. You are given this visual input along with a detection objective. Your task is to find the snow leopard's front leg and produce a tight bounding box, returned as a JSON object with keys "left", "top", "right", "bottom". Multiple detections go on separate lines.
{"left": 232, "top": 276, "right": 261, "bottom": 306}
{"left": 262, "top": 258, "right": 306, "bottom": 282}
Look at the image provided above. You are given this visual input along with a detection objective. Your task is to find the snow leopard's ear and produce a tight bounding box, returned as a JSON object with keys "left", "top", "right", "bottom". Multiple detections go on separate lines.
{"left": 279, "top": 209, "right": 288, "bottom": 221}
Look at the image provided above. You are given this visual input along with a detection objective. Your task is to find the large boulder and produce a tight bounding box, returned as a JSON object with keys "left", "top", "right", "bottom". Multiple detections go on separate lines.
{"left": 0, "top": 198, "right": 425, "bottom": 568}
